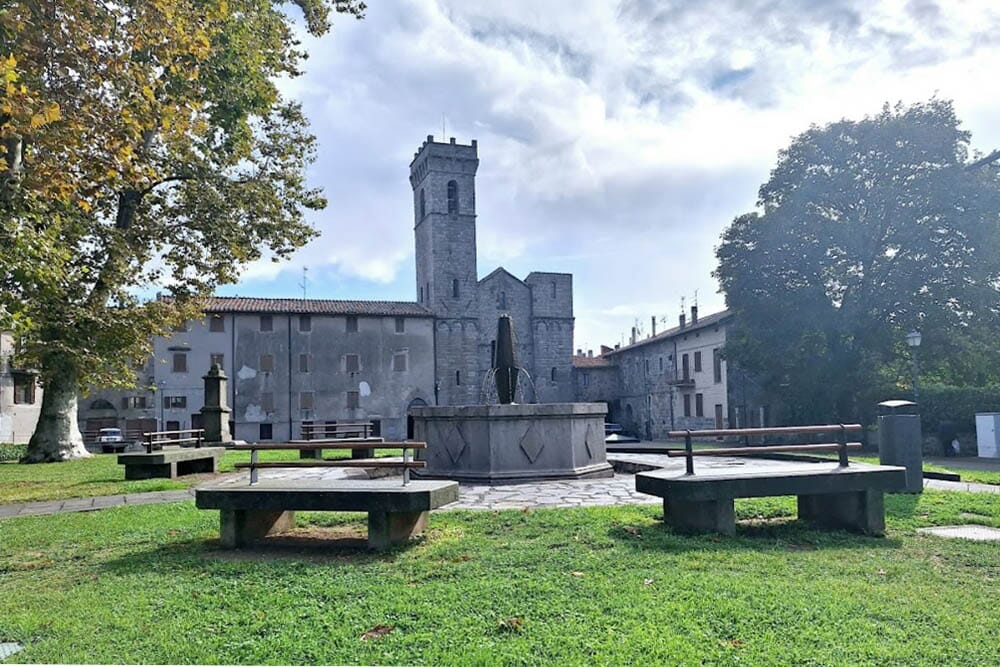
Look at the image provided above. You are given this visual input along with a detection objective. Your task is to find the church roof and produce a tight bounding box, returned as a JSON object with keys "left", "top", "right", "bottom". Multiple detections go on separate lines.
{"left": 200, "top": 296, "right": 433, "bottom": 317}
{"left": 479, "top": 266, "right": 526, "bottom": 286}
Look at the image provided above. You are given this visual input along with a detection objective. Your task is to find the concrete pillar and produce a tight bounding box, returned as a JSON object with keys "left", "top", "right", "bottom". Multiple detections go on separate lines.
{"left": 878, "top": 414, "right": 923, "bottom": 493}
{"left": 367, "top": 511, "right": 429, "bottom": 550}
{"left": 797, "top": 490, "right": 885, "bottom": 535}
{"left": 662, "top": 497, "right": 736, "bottom": 535}
{"left": 219, "top": 510, "right": 296, "bottom": 547}
{"left": 201, "top": 364, "right": 232, "bottom": 444}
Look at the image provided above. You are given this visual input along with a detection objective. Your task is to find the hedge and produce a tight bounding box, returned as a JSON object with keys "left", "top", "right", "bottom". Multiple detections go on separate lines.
{"left": 893, "top": 384, "right": 1000, "bottom": 434}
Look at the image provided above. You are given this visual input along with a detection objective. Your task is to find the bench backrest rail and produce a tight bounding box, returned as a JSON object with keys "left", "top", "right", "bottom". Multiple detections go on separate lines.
{"left": 675, "top": 424, "right": 861, "bottom": 476}
{"left": 301, "top": 421, "right": 374, "bottom": 440}
{"left": 142, "top": 429, "right": 206, "bottom": 454}
{"left": 245, "top": 441, "right": 426, "bottom": 486}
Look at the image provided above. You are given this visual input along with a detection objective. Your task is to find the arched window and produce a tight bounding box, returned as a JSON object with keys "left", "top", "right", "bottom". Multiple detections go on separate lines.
{"left": 419, "top": 189, "right": 426, "bottom": 219}
{"left": 447, "top": 180, "right": 458, "bottom": 214}
{"left": 452, "top": 279, "right": 460, "bottom": 298}
{"left": 90, "top": 399, "right": 115, "bottom": 411}
{"left": 550, "top": 367, "right": 557, "bottom": 382}
{"left": 455, "top": 370, "right": 461, "bottom": 386}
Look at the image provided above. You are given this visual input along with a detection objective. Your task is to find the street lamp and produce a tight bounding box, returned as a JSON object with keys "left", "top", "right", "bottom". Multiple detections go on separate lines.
{"left": 905, "top": 330, "right": 922, "bottom": 403}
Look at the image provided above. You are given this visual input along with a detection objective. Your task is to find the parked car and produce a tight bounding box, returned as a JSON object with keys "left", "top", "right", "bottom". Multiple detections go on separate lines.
{"left": 98, "top": 427, "right": 126, "bottom": 453}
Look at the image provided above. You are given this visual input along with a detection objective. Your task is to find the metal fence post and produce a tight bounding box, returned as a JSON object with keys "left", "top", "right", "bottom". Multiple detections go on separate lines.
{"left": 838, "top": 425, "right": 849, "bottom": 467}
{"left": 685, "top": 430, "right": 695, "bottom": 475}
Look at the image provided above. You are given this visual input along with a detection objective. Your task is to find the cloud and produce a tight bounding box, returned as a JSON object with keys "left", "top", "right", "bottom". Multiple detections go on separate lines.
{"left": 252, "top": 0, "right": 1000, "bottom": 348}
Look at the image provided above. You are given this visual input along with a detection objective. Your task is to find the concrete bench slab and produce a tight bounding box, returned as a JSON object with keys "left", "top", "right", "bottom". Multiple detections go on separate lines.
{"left": 117, "top": 446, "right": 225, "bottom": 480}
{"left": 196, "top": 479, "right": 459, "bottom": 550}
{"left": 636, "top": 460, "right": 906, "bottom": 536}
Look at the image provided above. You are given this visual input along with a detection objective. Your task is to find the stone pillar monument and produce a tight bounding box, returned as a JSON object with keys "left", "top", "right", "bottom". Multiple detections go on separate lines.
{"left": 200, "top": 364, "right": 232, "bottom": 444}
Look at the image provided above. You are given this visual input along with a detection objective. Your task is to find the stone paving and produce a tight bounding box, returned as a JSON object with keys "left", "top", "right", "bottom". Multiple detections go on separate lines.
{"left": 917, "top": 525, "right": 1000, "bottom": 541}
{"left": 0, "top": 454, "right": 997, "bottom": 519}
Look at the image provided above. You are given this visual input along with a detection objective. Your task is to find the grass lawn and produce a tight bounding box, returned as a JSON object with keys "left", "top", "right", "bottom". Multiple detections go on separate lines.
{"left": 0, "top": 449, "right": 404, "bottom": 505}
{"left": 1, "top": 491, "right": 998, "bottom": 665}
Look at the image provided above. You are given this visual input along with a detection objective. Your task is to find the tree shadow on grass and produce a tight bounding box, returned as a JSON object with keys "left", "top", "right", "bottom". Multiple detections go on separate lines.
{"left": 99, "top": 524, "right": 423, "bottom": 574}
{"left": 607, "top": 517, "right": 903, "bottom": 554}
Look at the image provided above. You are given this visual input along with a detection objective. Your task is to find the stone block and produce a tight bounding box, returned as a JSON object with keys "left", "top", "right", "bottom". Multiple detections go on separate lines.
{"left": 118, "top": 446, "right": 224, "bottom": 479}
{"left": 797, "top": 490, "right": 885, "bottom": 535}
{"left": 663, "top": 497, "right": 735, "bottom": 535}
{"left": 220, "top": 509, "right": 296, "bottom": 547}
{"left": 368, "top": 511, "right": 429, "bottom": 550}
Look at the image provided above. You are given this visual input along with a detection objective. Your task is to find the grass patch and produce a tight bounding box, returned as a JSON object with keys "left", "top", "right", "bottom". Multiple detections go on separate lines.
{"left": 0, "top": 448, "right": 404, "bottom": 505}
{"left": 1, "top": 492, "right": 998, "bottom": 664}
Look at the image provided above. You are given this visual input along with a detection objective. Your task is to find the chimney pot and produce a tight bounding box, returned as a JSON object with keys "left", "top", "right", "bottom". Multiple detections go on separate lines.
{"left": 427, "top": 134, "right": 434, "bottom": 142}
{"left": 679, "top": 312, "right": 686, "bottom": 329}
{"left": 691, "top": 305, "right": 698, "bottom": 324}
{"left": 588, "top": 349, "right": 593, "bottom": 357}
{"left": 576, "top": 348, "right": 583, "bottom": 356}
{"left": 651, "top": 316, "right": 657, "bottom": 337}
{"left": 450, "top": 137, "right": 456, "bottom": 144}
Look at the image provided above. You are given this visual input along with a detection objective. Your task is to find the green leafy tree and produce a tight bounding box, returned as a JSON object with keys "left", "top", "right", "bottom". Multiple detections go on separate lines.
{"left": 715, "top": 99, "right": 1000, "bottom": 425}
{"left": 0, "top": 0, "right": 365, "bottom": 462}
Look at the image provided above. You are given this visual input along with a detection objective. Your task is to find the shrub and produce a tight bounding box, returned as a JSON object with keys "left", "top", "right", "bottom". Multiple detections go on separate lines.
{"left": 0, "top": 443, "right": 28, "bottom": 462}
{"left": 898, "top": 384, "right": 1000, "bottom": 433}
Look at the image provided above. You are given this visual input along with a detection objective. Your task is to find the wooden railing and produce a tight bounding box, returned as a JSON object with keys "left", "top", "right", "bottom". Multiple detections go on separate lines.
{"left": 667, "top": 424, "right": 864, "bottom": 475}
{"left": 233, "top": 440, "right": 425, "bottom": 486}
{"left": 301, "top": 421, "right": 375, "bottom": 440}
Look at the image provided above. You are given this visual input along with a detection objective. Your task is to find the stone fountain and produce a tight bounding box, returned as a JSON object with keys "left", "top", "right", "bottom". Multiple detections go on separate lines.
{"left": 411, "top": 314, "right": 612, "bottom": 484}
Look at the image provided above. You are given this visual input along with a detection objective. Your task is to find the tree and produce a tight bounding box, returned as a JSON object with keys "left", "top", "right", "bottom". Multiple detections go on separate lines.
{"left": 714, "top": 99, "right": 1000, "bottom": 425}
{"left": 0, "top": 0, "right": 365, "bottom": 462}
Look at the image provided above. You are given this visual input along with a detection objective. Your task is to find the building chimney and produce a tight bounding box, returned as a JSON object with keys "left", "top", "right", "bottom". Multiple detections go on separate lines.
{"left": 651, "top": 316, "right": 657, "bottom": 337}
{"left": 601, "top": 345, "right": 613, "bottom": 355}
{"left": 587, "top": 349, "right": 593, "bottom": 357}
{"left": 614, "top": 344, "right": 620, "bottom": 350}
{"left": 630, "top": 327, "right": 637, "bottom": 345}
{"left": 679, "top": 312, "right": 686, "bottom": 329}
{"left": 691, "top": 305, "right": 698, "bottom": 325}
{"left": 576, "top": 348, "right": 583, "bottom": 356}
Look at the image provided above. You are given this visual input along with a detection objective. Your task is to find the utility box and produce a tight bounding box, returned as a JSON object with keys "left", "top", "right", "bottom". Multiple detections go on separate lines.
{"left": 878, "top": 414, "right": 923, "bottom": 493}
{"left": 975, "top": 413, "right": 1000, "bottom": 458}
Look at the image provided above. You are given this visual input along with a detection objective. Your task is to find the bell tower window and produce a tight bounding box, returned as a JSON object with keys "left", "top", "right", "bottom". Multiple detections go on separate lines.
{"left": 452, "top": 279, "right": 460, "bottom": 298}
{"left": 447, "top": 180, "right": 458, "bottom": 214}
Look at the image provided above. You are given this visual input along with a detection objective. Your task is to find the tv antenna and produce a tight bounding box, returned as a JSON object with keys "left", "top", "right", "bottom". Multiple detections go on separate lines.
{"left": 299, "top": 266, "right": 309, "bottom": 299}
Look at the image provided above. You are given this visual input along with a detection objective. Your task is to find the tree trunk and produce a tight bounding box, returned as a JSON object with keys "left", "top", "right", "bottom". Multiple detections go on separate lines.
{"left": 21, "top": 362, "right": 91, "bottom": 463}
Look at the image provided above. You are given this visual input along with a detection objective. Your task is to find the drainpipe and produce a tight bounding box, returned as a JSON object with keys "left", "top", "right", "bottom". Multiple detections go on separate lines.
{"left": 287, "top": 313, "right": 293, "bottom": 440}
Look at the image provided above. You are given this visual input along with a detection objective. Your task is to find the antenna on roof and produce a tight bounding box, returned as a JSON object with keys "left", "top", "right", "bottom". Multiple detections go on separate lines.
{"left": 680, "top": 296, "right": 686, "bottom": 313}
{"left": 693, "top": 289, "right": 698, "bottom": 307}
{"left": 442, "top": 113, "right": 446, "bottom": 141}
{"left": 299, "top": 267, "right": 309, "bottom": 299}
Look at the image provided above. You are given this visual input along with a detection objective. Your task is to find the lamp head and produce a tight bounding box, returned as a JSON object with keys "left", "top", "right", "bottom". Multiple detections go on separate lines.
{"left": 906, "top": 330, "right": 922, "bottom": 348}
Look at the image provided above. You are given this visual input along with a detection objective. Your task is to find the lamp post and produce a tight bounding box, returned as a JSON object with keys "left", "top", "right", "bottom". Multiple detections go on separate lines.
{"left": 905, "top": 330, "right": 922, "bottom": 403}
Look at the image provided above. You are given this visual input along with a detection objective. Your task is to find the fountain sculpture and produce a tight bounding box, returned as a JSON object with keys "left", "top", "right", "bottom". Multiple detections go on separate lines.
{"left": 412, "top": 314, "right": 613, "bottom": 483}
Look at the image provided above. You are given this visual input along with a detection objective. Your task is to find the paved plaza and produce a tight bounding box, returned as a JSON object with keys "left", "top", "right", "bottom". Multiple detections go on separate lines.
{"left": 1, "top": 454, "right": 997, "bottom": 520}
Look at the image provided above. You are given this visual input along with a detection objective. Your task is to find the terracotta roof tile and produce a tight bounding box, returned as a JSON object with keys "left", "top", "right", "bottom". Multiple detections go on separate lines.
{"left": 200, "top": 296, "right": 433, "bottom": 317}
{"left": 573, "top": 355, "right": 613, "bottom": 368}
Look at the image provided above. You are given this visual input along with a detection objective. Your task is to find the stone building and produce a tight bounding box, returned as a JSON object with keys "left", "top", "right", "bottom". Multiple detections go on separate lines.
{"left": 0, "top": 331, "right": 41, "bottom": 444}
{"left": 77, "top": 136, "right": 574, "bottom": 443}
{"left": 572, "top": 307, "right": 767, "bottom": 440}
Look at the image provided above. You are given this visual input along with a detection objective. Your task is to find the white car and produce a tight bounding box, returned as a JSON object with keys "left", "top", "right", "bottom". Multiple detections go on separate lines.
{"left": 98, "top": 427, "right": 126, "bottom": 453}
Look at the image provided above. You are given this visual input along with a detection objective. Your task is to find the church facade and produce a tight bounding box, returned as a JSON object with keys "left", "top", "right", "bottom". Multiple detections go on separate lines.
{"left": 76, "top": 137, "right": 574, "bottom": 443}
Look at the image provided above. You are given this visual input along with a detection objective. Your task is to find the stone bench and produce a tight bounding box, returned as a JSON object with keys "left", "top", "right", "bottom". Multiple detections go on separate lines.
{"left": 118, "top": 446, "right": 225, "bottom": 480}
{"left": 636, "top": 461, "right": 906, "bottom": 536}
{"left": 195, "top": 479, "right": 459, "bottom": 550}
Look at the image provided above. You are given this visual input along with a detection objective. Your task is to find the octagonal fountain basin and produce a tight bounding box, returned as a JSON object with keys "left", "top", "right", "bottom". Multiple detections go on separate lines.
{"left": 411, "top": 402, "right": 613, "bottom": 484}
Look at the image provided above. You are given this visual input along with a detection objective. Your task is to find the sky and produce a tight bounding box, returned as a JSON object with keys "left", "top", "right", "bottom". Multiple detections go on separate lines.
{"left": 217, "top": 0, "right": 1000, "bottom": 352}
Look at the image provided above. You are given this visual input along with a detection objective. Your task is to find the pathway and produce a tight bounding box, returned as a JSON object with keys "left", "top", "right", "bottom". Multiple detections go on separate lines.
{"left": 1, "top": 455, "right": 997, "bottom": 519}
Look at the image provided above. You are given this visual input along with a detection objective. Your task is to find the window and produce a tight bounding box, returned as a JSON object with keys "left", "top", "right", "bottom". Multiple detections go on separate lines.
{"left": 582, "top": 372, "right": 590, "bottom": 387}
{"left": 713, "top": 348, "right": 722, "bottom": 383}
{"left": 393, "top": 351, "right": 408, "bottom": 372}
{"left": 551, "top": 281, "right": 557, "bottom": 298}
{"left": 452, "top": 279, "right": 460, "bottom": 299}
{"left": 419, "top": 189, "right": 426, "bottom": 219}
{"left": 209, "top": 315, "right": 225, "bottom": 332}
{"left": 300, "top": 391, "right": 314, "bottom": 410}
{"left": 683, "top": 394, "right": 691, "bottom": 417}
{"left": 261, "top": 392, "right": 274, "bottom": 412}
{"left": 346, "top": 316, "right": 358, "bottom": 333}
{"left": 644, "top": 359, "right": 649, "bottom": 373}
{"left": 659, "top": 357, "right": 663, "bottom": 372}
{"left": 346, "top": 391, "right": 360, "bottom": 409}
{"left": 681, "top": 353, "right": 690, "bottom": 380}
{"left": 695, "top": 393, "right": 704, "bottom": 417}
{"left": 447, "top": 180, "right": 458, "bottom": 214}
{"left": 455, "top": 370, "right": 461, "bottom": 386}
{"left": 299, "top": 354, "right": 310, "bottom": 373}
{"left": 550, "top": 367, "right": 557, "bottom": 382}
{"left": 172, "top": 353, "right": 187, "bottom": 373}
{"left": 12, "top": 374, "right": 35, "bottom": 404}
{"left": 345, "top": 354, "right": 360, "bottom": 373}
{"left": 299, "top": 315, "right": 311, "bottom": 332}
{"left": 210, "top": 353, "right": 225, "bottom": 368}
{"left": 395, "top": 317, "right": 405, "bottom": 334}
{"left": 694, "top": 351, "right": 702, "bottom": 372}
{"left": 122, "top": 396, "right": 147, "bottom": 409}
{"left": 259, "top": 354, "right": 274, "bottom": 372}
{"left": 259, "top": 423, "right": 273, "bottom": 441}
{"left": 419, "top": 286, "right": 424, "bottom": 302}
{"left": 164, "top": 396, "right": 187, "bottom": 409}
{"left": 260, "top": 315, "right": 273, "bottom": 332}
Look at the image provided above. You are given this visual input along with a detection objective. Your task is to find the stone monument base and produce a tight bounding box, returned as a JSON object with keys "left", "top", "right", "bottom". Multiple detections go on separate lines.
{"left": 411, "top": 402, "right": 613, "bottom": 484}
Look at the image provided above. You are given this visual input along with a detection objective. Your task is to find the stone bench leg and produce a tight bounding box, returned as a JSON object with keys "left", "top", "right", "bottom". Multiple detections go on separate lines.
{"left": 352, "top": 448, "right": 375, "bottom": 460}
{"left": 367, "top": 511, "right": 428, "bottom": 550}
{"left": 124, "top": 462, "right": 177, "bottom": 480}
{"left": 797, "top": 490, "right": 885, "bottom": 536}
{"left": 299, "top": 449, "right": 322, "bottom": 459}
{"left": 176, "top": 457, "right": 218, "bottom": 475}
{"left": 220, "top": 510, "right": 296, "bottom": 548}
{"left": 663, "top": 497, "right": 736, "bottom": 536}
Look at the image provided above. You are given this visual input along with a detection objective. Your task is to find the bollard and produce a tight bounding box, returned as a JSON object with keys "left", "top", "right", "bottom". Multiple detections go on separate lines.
{"left": 878, "top": 414, "right": 923, "bottom": 493}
